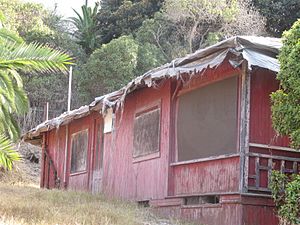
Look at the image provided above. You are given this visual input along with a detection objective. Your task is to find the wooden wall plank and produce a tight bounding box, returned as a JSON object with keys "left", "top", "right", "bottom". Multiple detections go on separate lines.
{"left": 173, "top": 157, "right": 240, "bottom": 195}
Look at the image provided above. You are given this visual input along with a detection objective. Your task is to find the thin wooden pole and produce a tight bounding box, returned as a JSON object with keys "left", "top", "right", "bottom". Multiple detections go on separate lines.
{"left": 68, "top": 66, "right": 73, "bottom": 112}
{"left": 46, "top": 102, "right": 49, "bottom": 121}
{"left": 64, "top": 66, "right": 72, "bottom": 189}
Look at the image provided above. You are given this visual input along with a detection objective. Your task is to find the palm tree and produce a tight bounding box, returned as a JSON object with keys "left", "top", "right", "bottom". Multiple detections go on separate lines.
{"left": 0, "top": 28, "right": 72, "bottom": 170}
{"left": 69, "top": 3, "right": 99, "bottom": 55}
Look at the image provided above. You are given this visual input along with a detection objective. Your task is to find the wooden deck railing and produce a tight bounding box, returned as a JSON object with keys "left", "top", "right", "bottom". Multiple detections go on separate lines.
{"left": 247, "top": 152, "right": 300, "bottom": 193}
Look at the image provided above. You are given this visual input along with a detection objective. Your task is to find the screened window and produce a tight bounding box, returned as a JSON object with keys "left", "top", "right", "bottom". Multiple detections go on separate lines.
{"left": 177, "top": 76, "right": 238, "bottom": 161}
{"left": 71, "top": 129, "right": 88, "bottom": 173}
{"left": 133, "top": 107, "right": 160, "bottom": 158}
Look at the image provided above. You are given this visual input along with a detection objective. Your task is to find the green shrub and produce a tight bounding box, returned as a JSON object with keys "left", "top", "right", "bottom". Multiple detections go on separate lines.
{"left": 270, "top": 171, "right": 300, "bottom": 224}
{"left": 271, "top": 19, "right": 300, "bottom": 148}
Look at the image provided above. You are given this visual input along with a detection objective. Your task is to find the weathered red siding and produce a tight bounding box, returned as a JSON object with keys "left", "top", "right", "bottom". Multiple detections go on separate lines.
{"left": 39, "top": 64, "right": 298, "bottom": 225}
{"left": 152, "top": 194, "right": 279, "bottom": 225}
{"left": 242, "top": 196, "right": 279, "bottom": 225}
{"left": 41, "top": 112, "right": 102, "bottom": 191}
{"left": 180, "top": 203, "right": 242, "bottom": 225}
{"left": 249, "top": 69, "right": 289, "bottom": 146}
{"left": 67, "top": 116, "right": 93, "bottom": 191}
{"left": 172, "top": 157, "right": 240, "bottom": 195}
{"left": 101, "top": 81, "right": 172, "bottom": 200}
{"left": 247, "top": 68, "right": 300, "bottom": 193}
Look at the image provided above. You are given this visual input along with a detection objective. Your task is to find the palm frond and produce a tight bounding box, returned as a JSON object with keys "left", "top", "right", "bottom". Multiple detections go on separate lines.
{"left": 68, "top": 4, "right": 99, "bottom": 54}
{"left": 0, "top": 105, "right": 20, "bottom": 140}
{"left": 0, "top": 134, "right": 20, "bottom": 170}
{"left": 0, "top": 28, "right": 23, "bottom": 45}
{"left": 0, "top": 42, "right": 73, "bottom": 73}
{"left": 0, "top": 71, "right": 15, "bottom": 104}
{"left": 12, "top": 84, "right": 29, "bottom": 115}
{"left": 0, "top": 25, "right": 72, "bottom": 170}
{"left": 0, "top": 70, "right": 28, "bottom": 114}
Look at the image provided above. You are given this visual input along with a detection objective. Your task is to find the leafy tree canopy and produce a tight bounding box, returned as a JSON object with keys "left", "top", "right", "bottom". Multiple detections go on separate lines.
{"left": 0, "top": 0, "right": 52, "bottom": 38}
{"left": 162, "top": 0, "right": 266, "bottom": 54}
{"left": 253, "top": 0, "right": 300, "bottom": 37}
{"left": 135, "top": 12, "right": 188, "bottom": 61}
{"left": 135, "top": 0, "right": 266, "bottom": 62}
{"left": 271, "top": 19, "right": 300, "bottom": 148}
{"left": 97, "top": 0, "right": 164, "bottom": 44}
{"left": 0, "top": 0, "right": 85, "bottom": 114}
{"left": 76, "top": 35, "right": 166, "bottom": 103}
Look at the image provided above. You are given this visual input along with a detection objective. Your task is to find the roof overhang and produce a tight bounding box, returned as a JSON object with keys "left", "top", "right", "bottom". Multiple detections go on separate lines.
{"left": 23, "top": 36, "right": 281, "bottom": 145}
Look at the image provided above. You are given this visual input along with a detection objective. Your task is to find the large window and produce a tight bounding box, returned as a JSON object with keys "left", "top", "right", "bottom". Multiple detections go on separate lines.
{"left": 177, "top": 76, "right": 238, "bottom": 161}
{"left": 133, "top": 107, "right": 160, "bottom": 158}
{"left": 71, "top": 129, "right": 88, "bottom": 173}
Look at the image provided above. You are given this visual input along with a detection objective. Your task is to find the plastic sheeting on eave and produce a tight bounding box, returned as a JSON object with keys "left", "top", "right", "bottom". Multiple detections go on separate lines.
{"left": 22, "top": 36, "right": 281, "bottom": 144}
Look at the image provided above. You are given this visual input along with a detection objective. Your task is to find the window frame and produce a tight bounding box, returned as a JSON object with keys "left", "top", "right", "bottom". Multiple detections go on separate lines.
{"left": 70, "top": 129, "right": 89, "bottom": 175}
{"left": 132, "top": 101, "right": 161, "bottom": 163}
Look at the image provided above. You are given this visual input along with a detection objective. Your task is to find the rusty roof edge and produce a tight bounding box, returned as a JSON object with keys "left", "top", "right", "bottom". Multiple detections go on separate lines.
{"left": 22, "top": 36, "right": 281, "bottom": 143}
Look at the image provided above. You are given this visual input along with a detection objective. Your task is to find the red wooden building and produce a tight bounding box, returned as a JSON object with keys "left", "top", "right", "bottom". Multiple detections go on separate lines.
{"left": 23, "top": 36, "right": 300, "bottom": 225}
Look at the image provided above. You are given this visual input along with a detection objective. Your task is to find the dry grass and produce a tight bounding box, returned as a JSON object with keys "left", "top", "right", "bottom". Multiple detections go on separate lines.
{"left": 0, "top": 166, "right": 35, "bottom": 186}
{"left": 0, "top": 143, "right": 190, "bottom": 225}
{"left": 0, "top": 142, "right": 41, "bottom": 186}
{"left": 0, "top": 184, "right": 187, "bottom": 225}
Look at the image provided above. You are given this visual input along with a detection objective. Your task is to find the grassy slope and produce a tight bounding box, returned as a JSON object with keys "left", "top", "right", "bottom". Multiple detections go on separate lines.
{"left": 0, "top": 184, "right": 185, "bottom": 225}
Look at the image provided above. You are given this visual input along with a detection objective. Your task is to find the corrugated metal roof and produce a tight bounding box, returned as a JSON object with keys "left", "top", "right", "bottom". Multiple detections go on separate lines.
{"left": 22, "top": 36, "right": 281, "bottom": 143}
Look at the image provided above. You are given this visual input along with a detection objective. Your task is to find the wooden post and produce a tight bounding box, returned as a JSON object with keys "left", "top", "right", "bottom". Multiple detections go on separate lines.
{"left": 41, "top": 133, "right": 46, "bottom": 188}
{"left": 239, "top": 61, "right": 251, "bottom": 193}
{"left": 63, "top": 125, "right": 69, "bottom": 189}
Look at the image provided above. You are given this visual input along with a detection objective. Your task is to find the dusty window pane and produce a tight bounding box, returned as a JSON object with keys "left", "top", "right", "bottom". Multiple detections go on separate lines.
{"left": 177, "top": 76, "right": 238, "bottom": 161}
{"left": 133, "top": 108, "right": 160, "bottom": 158}
{"left": 71, "top": 129, "right": 88, "bottom": 173}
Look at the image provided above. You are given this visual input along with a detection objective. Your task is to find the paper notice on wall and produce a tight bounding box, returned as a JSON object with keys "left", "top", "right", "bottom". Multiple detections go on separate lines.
{"left": 104, "top": 108, "right": 113, "bottom": 133}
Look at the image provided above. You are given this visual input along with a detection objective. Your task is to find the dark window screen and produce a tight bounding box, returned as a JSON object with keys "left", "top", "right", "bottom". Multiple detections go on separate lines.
{"left": 177, "top": 76, "right": 238, "bottom": 161}
{"left": 71, "top": 129, "right": 88, "bottom": 173}
{"left": 133, "top": 108, "right": 160, "bottom": 158}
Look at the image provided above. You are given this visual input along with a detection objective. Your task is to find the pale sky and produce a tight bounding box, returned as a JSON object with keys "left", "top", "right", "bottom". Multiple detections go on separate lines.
{"left": 22, "top": 0, "right": 99, "bottom": 18}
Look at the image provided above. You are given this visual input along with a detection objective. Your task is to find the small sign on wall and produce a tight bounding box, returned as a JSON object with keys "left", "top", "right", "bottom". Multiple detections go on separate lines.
{"left": 104, "top": 108, "right": 114, "bottom": 133}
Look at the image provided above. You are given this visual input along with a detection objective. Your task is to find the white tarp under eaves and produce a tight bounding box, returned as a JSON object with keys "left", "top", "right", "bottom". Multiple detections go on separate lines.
{"left": 147, "top": 36, "right": 281, "bottom": 79}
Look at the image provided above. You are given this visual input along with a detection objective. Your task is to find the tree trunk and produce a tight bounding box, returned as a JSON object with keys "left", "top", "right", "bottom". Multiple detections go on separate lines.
{"left": 188, "top": 20, "right": 200, "bottom": 53}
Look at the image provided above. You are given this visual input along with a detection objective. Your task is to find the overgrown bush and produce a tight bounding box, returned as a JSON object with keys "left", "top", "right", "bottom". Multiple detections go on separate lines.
{"left": 271, "top": 19, "right": 300, "bottom": 148}
{"left": 270, "top": 19, "right": 300, "bottom": 225}
{"left": 75, "top": 35, "right": 166, "bottom": 103}
{"left": 270, "top": 171, "right": 300, "bottom": 224}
